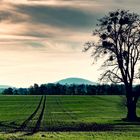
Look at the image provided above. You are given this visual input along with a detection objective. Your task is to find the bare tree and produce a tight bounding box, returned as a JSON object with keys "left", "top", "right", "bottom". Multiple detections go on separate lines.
{"left": 84, "top": 9, "right": 140, "bottom": 121}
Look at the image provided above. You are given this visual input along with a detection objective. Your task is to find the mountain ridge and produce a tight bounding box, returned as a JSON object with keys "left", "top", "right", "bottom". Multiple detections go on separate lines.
{"left": 56, "top": 77, "right": 97, "bottom": 85}
{"left": 0, "top": 85, "right": 11, "bottom": 88}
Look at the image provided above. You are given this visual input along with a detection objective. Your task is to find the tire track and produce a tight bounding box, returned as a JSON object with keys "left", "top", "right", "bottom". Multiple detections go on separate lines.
{"left": 32, "top": 96, "right": 46, "bottom": 133}
{"left": 17, "top": 96, "right": 43, "bottom": 131}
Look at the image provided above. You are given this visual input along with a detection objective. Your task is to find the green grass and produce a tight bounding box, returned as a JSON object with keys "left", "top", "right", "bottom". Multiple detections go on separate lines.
{"left": 0, "top": 95, "right": 140, "bottom": 139}
{"left": 0, "top": 96, "right": 40, "bottom": 123}
{"left": 45, "top": 96, "right": 125, "bottom": 123}
{"left": 0, "top": 96, "right": 41, "bottom": 132}
{"left": 0, "top": 132, "right": 140, "bottom": 140}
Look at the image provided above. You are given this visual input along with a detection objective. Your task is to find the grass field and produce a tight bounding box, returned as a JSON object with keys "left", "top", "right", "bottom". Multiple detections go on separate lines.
{"left": 0, "top": 95, "right": 140, "bottom": 139}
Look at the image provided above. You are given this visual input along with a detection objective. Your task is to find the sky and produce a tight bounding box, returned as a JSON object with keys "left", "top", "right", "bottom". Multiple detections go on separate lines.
{"left": 0, "top": 0, "right": 140, "bottom": 87}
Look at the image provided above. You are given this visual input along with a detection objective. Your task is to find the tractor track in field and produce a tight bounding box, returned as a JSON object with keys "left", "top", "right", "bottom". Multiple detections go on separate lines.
{"left": 16, "top": 96, "right": 43, "bottom": 132}
{"left": 32, "top": 96, "right": 46, "bottom": 133}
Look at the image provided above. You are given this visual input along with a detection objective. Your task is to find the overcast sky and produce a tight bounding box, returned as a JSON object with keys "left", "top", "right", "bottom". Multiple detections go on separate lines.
{"left": 0, "top": 0, "right": 140, "bottom": 87}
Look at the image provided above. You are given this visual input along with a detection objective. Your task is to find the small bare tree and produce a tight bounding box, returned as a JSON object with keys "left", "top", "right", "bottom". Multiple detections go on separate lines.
{"left": 84, "top": 9, "right": 140, "bottom": 121}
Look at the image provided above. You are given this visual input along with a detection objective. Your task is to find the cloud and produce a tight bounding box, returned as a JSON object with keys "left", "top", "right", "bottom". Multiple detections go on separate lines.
{"left": 1, "top": 0, "right": 140, "bottom": 52}
{"left": 14, "top": 5, "right": 99, "bottom": 29}
{"left": 4, "top": 0, "right": 102, "bottom": 7}
{"left": 0, "top": 1, "right": 140, "bottom": 54}
{"left": 0, "top": 1, "right": 101, "bottom": 52}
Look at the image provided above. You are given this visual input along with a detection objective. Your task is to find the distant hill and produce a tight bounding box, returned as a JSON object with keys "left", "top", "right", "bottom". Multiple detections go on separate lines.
{"left": 56, "top": 77, "right": 97, "bottom": 85}
{"left": 0, "top": 85, "right": 10, "bottom": 89}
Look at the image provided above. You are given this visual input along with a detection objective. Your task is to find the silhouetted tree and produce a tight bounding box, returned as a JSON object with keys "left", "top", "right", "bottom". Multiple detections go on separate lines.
{"left": 86, "top": 85, "right": 97, "bottom": 95}
{"left": 40, "top": 84, "right": 47, "bottom": 95}
{"left": 17, "top": 88, "right": 28, "bottom": 95}
{"left": 28, "top": 86, "right": 34, "bottom": 95}
{"left": 13, "top": 89, "right": 18, "bottom": 95}
{"left": 46, "top": 83, "right": 56, "bottom": 95}
{"left": 3, "top": 88, "right": 13, "bottom": 95}
{"left": 84, "top": 10, "right": 140, "bottom": 121}
{"left": 33, "top": 83, "right": 40, "bottom": 95}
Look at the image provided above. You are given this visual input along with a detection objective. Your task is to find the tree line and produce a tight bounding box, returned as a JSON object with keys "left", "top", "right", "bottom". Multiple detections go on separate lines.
{"left": 2, "top": 83, "right": 140, "bottom": 95}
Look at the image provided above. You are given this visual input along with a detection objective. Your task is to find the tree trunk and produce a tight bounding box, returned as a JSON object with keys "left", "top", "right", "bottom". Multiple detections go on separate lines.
{"left": 126, "top": 97, "right": 137, "bottom": 121}
{"left": 125, "top": 84, "right": 138, "bottom": 121}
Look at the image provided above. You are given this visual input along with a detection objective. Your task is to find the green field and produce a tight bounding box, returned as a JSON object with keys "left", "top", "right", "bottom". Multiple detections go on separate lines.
{"left": 0, "top": 95, "right": 140, "bottom": 139}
